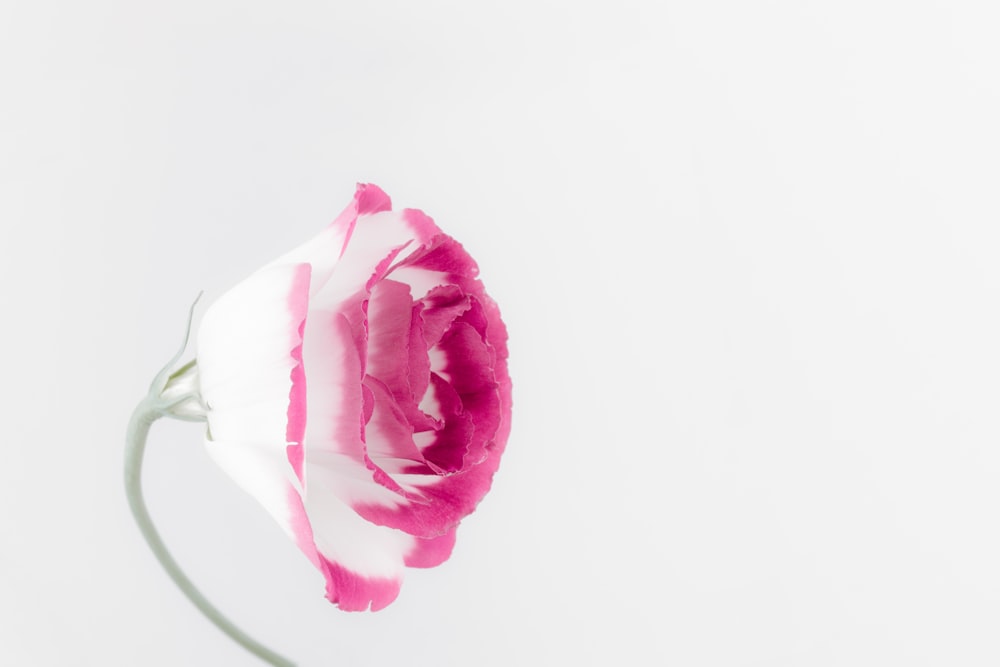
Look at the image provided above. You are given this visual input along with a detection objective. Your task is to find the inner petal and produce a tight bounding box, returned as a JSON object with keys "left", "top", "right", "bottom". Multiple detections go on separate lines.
{"left": 365, "top": 279, "right": 416, "bottom": 403}
{"left": 362, "top": 375, "right": 433, "bottom": 478}
{"left": 301, "top": 309, "right": 367, "bottom": 479}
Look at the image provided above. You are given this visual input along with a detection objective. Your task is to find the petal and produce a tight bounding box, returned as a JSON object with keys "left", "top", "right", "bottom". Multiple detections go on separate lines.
{"left": 286, "top": 485, "right": 323, "bottom": 570}
{"left": 198, "top": 262, "right": 311, "bottom": 450}
{"left": 348, "top": 296, "right": 512, "bottom": 538}
{"left": 301, "top": 309, "right": 367, "bottom": 465}
{"left": 263, "top": 183, "right": 391, "bottom": 294}
{"left": 418, "top": 372, "right": 474, "bottom": 473}
{"left": 419, "top": 285, "right": 472, "bottom": 348}
{"left": 402, "top": 233, "right": 481, "bottom": 277}
{"left": 388, "top": 234, "right": 509, "bottom": 360}
{"left": 404, "top": 525, "right": 458, "bottom": 568}
{"left": 386, "top": 331, "right": 511, "bottom": 539}
{"left": 354, "top": 182, "right": 394, "bottom": 217}
{"left": 364, "top": 277, "right": 475, "bottom": 441}
{"left": 385, "top": 233, "right": 480, "bottom": 299}
{"left": 365, "top": 279, "right": 440, "bottom": 433}
{"left": 319, "top": 559, "right": 403, "bottom": 612}
{"left": 362, "top": 375, "right": 432, "bottom": 476}
{"left": 405, "top": 302, "right": 433, "bottom": 426}
{"left": 297, "top": 195, "right": 444, "bottom": 478}
{"left": 352, "top": 447, "right": 504, "bottom": 539}
{"left": 203, "top": 438, "right": 302, "bottom": 540}
{"left": 430, "top": 320, "right": 501, "bottom": 467}
{"left": 302, "top": 454, "right": 419, "bottom": 610}
{"left": 197, "top": 261, "right": 312, "bottom": 541}
{"left": 309, "top": 207, "right": 441, "bottom": 315}
{"left": 365, "top": 279, "right": 417, "bottom": 404}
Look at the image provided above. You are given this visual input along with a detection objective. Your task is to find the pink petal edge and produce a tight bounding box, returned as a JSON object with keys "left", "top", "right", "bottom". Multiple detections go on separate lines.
{"left": 285, "top": 264, "right": 313, "bottom": 484}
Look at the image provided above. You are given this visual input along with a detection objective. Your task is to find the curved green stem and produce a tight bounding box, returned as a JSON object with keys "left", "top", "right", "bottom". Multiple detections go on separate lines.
{"left": 126, "top": 295, "right": 294, "bottom": 666}
{"left": 125, "top": 396, "right": 296, "bottom": 667}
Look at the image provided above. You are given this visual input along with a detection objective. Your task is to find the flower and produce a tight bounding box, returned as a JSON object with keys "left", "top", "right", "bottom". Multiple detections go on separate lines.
{"left": 195, "top": 184, "right": 511, "bottom": 611}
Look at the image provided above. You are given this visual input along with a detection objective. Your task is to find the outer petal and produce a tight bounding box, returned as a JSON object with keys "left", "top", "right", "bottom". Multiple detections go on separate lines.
{"left": 320, "top": 559, "right": 403, "bottom": 612}
{"left": 198, "top": 262, "right": 312, "bottom": 539}
{"left": 308, "top": 205, "right": 441, "bottom": 316}
{"left": 404, "top": 525, "right": 458, "bottom": 568}
{"left": 263, "top": 183, "right": 391, "bottom": 297}
{"left": 302, "top": 454, "right": 417, "bottom": 611}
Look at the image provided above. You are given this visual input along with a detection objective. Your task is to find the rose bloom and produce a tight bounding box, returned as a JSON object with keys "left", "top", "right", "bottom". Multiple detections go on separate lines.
{"left": 195, "top": 184, "right": 511, "bottom": 611}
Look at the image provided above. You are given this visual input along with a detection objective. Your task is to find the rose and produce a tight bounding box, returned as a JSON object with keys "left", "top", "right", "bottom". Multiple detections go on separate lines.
{"left": 195, "top": 184, "right": 511, "bottom": 611}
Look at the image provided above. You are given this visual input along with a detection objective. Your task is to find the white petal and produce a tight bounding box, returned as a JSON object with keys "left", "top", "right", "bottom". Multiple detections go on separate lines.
{"left": 204, "top": 437, "right": 300, "bottom": 539}
{"left": 197, "top": 262, "right": 311, "bottom": 538}
{"left": 310, "top": 208, "right": 439, "bottom": 313}
{"left": 304, "top": 451, "right": 415, "bottom": 578}
{"left": 198, "top": 263, "right": 310, "bottom": 444}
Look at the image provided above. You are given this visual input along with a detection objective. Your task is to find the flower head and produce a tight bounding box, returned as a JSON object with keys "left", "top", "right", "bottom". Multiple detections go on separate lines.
{"left": 196, "top": 184, "right": 511, "bottom": 611}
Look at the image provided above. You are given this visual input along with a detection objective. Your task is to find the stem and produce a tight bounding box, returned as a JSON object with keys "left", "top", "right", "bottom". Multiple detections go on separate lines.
{"left": 125, "top": 396, "right": 296, "bottom": 667}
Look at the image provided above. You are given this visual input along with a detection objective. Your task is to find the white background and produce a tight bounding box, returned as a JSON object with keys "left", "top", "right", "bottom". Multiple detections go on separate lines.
{"left": 2, "top": 1, "right": 1000, "bottom": 665}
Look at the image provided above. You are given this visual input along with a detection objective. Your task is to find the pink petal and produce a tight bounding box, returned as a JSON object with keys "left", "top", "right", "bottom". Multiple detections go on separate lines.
{"left": 389, "top": 234, "right": 508, "bottom": 361}
{"left": 261, "top": 184, "right": 388, "bottom": 299}
{"left": 434, "top": 320, "right": 500, "bottom": 464}
{"left": 387, "top": 233, "right": 481, "bottom": 291}
{"left": 300, "top": 455, "right": 418, "bottom": 610}
{"left": 286, "top": 485, "right": 323, "bottom": 570}
{"left": 285, "top": 268, "right": 311, "bottom": 482}
{"left": 308, "top": 203, "right": 441, "bottom": 316}
{"left": 346, "top": 235, "right": 512, "bottom": 540}
{"left": 319, "top": 558, "right": 402, "bottom": 612}
{"left": 300, "top": 309, "right": 367, "bottom": 468}
{"left": 404, "top": 302, "right": 434, "bottom": 427}
{"left": 365, "top": 279, "right": 417, "bottom": 406}
{"left": 362, "top": 375, "right": 432, "bottom": 475}
{"left": 365, "top": 279, "right": 441, "bottom": 433}
{"left": 419, "top": 285, "right": 472, "bottom": 348}
{"left": 354, "top": 183, "right": 393, "bottom": 217}
{"left": 404, "top": 525, "right": 458, "bottom": 569}
{"left": 418, "top": 372, "right": 474, "bottom": 473}
{"left": 352, "top": 443, "right": 504, "bottom": 539}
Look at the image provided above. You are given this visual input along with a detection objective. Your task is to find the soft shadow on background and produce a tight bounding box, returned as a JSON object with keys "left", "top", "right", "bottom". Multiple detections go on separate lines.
{"left": 2, "top": 2, "right": 1000, "bottom": 665}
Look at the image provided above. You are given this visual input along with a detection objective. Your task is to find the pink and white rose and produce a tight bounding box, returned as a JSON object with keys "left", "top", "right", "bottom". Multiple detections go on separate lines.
{"left": 195, "top": 184, "right": 511, "bottom": 611}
